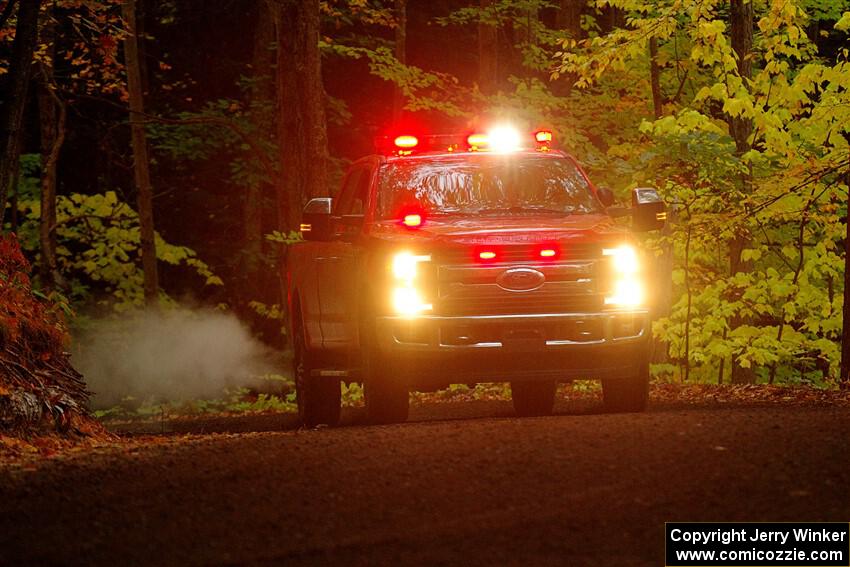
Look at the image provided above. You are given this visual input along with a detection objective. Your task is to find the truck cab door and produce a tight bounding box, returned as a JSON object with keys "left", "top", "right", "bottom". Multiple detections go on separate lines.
{"left": 316, "top": 163, "right": 372, "bottom": 353}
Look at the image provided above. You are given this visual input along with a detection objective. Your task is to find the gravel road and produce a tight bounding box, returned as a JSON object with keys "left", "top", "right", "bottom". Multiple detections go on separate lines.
{"left": 1, "top": 398, "right": 849, "bottom": 566}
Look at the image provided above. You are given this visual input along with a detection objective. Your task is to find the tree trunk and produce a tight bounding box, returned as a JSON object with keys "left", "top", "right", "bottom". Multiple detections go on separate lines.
{"left": 0, "top": 0, "right": 42, "bottom": 224}
{"left": 272, "top": 0, "right": 329, "bottom": 233}
{"left": 556, "top": 0, "right": 584, "bottom": 39}
{"left": 9, "top": 159, "right": 19, "bottom": 233}
{"left": 728, "top": 0, "right": 755, "bottom": 384}
{"left": 137, "top": 0, "right": 149, "bottom": 95}
{"left": 841, "top": 166, "right": 850, "bottom": 390}
{"left": 647, "top": 36, "right": 671, "bottom": 365}
{"left": 516, "top": 6, "right": 538, "bottom": 47}
{"left": 392, "top": 0, "right": 406, "bottom": 123}
{"left": 553, "top": 0, "right": 583, "bottom": 97}
{"left": 648, "top": 37, "right": 663, "bottom": 119}
{"left": 728, "top": 0, "right": 753, "bottom": 156}
{"left": 240, "top": 0, "right": 276, "bottom": 318}
{"left": 246, "top": 0, "right": 275, "bottom": 254}
{"left": 478, "top": 0, "right": 498, "bottom": 94}
{"left": 122, "top": 0, "right": 159, "bottom": 305}
{"left": 37, "top": 8, "right": 64, "bottom": 290}
{"left": 38, "top": 88, "right": 65, "bottom": 291}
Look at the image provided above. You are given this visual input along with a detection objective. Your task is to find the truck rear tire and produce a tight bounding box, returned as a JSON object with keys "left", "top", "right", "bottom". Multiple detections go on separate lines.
{"left": 293, "top": 317, "right": 341, "bottom": 427}
{"left": 511, "top": 381, "right": 556, "bottom": 417}
{"left": 602, "top": 363, "right": 649, "bottom": 413}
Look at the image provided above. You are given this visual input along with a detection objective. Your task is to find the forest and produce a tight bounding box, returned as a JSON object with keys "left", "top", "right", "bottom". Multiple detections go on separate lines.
{"left": 1, "top": 0, "right": 850, "bottom": 433}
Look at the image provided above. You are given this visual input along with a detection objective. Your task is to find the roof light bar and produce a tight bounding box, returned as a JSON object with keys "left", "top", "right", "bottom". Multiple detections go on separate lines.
{"left": 380, "top": 128, "right": 554, "bottom": 155}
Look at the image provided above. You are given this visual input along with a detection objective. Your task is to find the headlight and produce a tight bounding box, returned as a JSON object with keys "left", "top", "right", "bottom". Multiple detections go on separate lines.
{"left": 603, "top": 245, "right": 644, "bottom": 307}
{"left": 392, "top": 252, "right": 430, "bottom": 281}
{"left": 390, "top": 252, "right": 432, "bottom": 316}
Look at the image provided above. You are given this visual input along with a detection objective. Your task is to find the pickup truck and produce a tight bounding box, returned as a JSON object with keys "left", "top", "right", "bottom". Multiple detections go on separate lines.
{"left": 287, "top": 128, "right": 665, "bottom": 426}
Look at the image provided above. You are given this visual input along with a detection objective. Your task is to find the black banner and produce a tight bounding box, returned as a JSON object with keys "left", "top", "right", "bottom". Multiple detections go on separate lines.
{"left": 666, "top": 523, "right": 850, "bottom": 566}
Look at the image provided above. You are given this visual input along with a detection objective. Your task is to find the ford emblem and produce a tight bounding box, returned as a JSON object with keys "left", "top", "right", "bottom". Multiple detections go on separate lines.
{"left": 497, "top": 267, "right": 545, "bottom": 292}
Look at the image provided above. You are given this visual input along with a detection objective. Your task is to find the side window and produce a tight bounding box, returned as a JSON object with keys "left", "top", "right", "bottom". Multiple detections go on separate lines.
{"left": 335, "top": 165, "right": 371, "bottom": 216}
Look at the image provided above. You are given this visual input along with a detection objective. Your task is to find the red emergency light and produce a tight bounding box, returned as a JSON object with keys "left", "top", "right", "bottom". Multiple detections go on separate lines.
{"left": 467, "top": 133, "right": 489, "bottom": 150}
{"left": 398, "top": 205, "right": 426, "bottom": 229}
{"left": 394, "top": 135, "right": 419, "bottom": 149}
{"left": 474, "top": 246, "right": 499, "bottom": 262}
{"left": 535, "top": 242, "right": 561, "bottom": 260}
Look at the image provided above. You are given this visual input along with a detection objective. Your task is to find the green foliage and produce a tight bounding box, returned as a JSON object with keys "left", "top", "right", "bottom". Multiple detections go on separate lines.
{"left": 10, "top": 156, "right": 222, "bottom": 311}
{"left": 266, "top": 230, "right": 303, "bottom": 245}
{"left": 550, "top": 0, "right": 850, "bottom": 385}
{"left": 146, "top": 92, "right": 277, "bottom": 191}
{"left": 93, "top": 378, "right": 370, "bottom": 420}
{"left": 94, "top": 385, "right": 298, "bottom": 420}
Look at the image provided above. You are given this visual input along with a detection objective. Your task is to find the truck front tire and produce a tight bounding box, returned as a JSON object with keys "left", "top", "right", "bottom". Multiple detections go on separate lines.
{"left": 511, "top": 381, "right": 556, "bottom": 417}
{"left": 365, "top": 373, "right": 409, "bottom": 425}
{"left": 293, "top": 316, "right": 341, "bottom": 427}
{"left": 361, "top": 320, "right": 410, "bottom": 425}
{"left": 602, "top": 362, "right": 649, "bottom": 413}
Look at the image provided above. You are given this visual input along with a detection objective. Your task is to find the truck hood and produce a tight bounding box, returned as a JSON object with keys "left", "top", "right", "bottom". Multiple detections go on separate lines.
{"left": 368, "top": 214, "right": 629, "bottom": 247}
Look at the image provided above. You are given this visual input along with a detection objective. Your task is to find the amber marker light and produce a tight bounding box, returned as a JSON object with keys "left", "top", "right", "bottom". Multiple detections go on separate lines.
{"left": 540, "top": 248, "right": 556, "bottom": 258}
{"left": 479, "top": 250, "right": 497, "bottom": 261}
{"left": 402, "top": 213, "right": 423, "bottom": 228}
{"left": 534, "top": 130, "right": 553, "bottom": 143}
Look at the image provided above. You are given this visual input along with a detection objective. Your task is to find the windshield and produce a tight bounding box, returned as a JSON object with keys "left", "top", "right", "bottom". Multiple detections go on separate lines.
{"left": 376, "top": 154, "right": 602, "bottom": 219}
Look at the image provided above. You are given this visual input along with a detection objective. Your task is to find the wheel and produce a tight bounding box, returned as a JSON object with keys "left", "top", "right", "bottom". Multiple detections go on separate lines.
{"left": 511, "top": 381, "right": 556, "bottom": 417}
{"left": 292, "top": 317, "right": 341, "bottom": 427}
{"left": 364, "top": 348, "right": 409, "bottom": 425}
{"left": 602, "top": 362, "right": 649, "bottom": 413}
{"left": 361, "top": 322, "right": 409, "bottom": 425}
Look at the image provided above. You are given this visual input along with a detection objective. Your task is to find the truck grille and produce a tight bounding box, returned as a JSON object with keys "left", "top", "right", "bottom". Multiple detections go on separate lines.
{"left": 437, "top": 242, "right": 601, "bottom": 265}
{"left": 432, "top": 247, "right": 607, "bottom": 317}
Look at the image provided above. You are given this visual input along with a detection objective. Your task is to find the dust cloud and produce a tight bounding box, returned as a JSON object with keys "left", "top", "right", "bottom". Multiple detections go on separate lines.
{"left": 71, "top": 309, "right": 280, "bottom": 408}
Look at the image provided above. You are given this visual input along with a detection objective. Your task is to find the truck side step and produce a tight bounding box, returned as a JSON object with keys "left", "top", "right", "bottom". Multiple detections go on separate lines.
{"left": 311, "top": 369, "right": 350, "bottom": 378}
{"left": 310, "top": 368, "right": 363, "bottom": 382}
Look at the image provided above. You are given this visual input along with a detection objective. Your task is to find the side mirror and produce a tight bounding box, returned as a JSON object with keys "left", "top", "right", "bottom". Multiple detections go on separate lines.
{"left": 597, "top": 186, "right": 616, "bottom": 208}
{"left": 301, "top": 198, "right": 333, "bottom": 241}
{"left": 632, "top": 187, "right": 666, "bottom": 232}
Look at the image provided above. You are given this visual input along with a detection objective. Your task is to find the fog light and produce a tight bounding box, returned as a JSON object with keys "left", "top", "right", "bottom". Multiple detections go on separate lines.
{"left": 392, "top": 252, "right": 430, "bottom": 281}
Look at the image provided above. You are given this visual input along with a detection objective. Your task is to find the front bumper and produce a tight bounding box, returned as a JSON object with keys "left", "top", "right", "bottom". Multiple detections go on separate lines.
{"left": 375, "top": 311, "right": 650, "bottom": 386}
